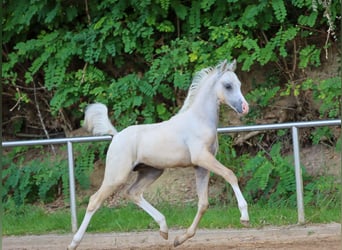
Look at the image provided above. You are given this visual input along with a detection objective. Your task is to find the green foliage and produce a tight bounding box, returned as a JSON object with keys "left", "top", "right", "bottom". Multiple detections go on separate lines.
{"left": 247, "top": 86, "right": 280, "bottom": 108}
{"left": 74, "top": 142, "right": 109, "bottom": 189}
{"left": 2, "top": 0, "right": 341, "bottom": 210}
{"left": 298, "top": 45, "right": 321, "bottom": 68}
{"left": 2, "top": 151, "right": 68, "bottom": 207}
{"left": 304, "top": 175, "right": 341, "bottom": 208}
{"left": 217, "top": 140, "right": 339, "bottom": 208}
{"left": 242, "top": 143, "right": 297, "bottom": 206}
{"left": 314, "top": 77, "right": 341, "bottom": 119}
{"left": 299, "top": 76, "right": 341, "bottom": 144}
{"left": 271, "top": 0, "right": 287, "bottom": 23}
{"left": 2, "top": 142, "right": 109, "bottom": 209}
{"left": 3, "top": 0, "right": 340, "bottom": 131}
{"left": 243, "top": 73, "right": 281, "bottom": 122}
{"left": 298, "top": 11, "right": 318, "bottom": 27}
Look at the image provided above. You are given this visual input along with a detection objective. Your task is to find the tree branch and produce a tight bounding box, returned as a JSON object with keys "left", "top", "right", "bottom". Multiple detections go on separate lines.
{"left": 85, "top": 0, "right": 91, "bottom": 24}
{"left": 33, "top": 80, "right": 56, "bottom": 155}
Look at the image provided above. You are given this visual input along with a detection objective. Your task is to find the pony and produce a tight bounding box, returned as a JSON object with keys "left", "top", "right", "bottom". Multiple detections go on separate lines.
{"left": 68, "top": 59, "right": 250, "bottom": 249}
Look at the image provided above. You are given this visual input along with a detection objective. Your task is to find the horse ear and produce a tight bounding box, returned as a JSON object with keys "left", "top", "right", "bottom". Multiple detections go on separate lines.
{"left": 227, "top": 59, "right": 237, "bottom": 72}
{"left": 219, "top": 59, "right": 228, "bottom": 72}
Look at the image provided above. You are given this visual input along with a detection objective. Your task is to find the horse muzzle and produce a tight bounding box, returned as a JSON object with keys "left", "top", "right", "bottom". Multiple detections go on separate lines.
{"left": 231, "top": 100, "right": 249, "bottom": 115}
{"left": 241, "top": 101, "right": 249, "bottom": 114}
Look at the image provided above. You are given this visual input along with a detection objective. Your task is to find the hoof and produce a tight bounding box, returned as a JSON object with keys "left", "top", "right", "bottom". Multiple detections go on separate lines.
{"left": 159, "top": 231, "right": 168, "bottom": 240}
{"left": 174, "top": 237, "right": 181, "bottom": 248}
{"left": 241, "top": 220, "right": 250, "bottom": 227}
{"left": 67, "top": 242, "right": 78, "bottom": 250}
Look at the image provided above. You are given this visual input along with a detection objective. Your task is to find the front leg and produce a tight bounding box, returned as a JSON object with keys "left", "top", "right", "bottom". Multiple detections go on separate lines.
{"left": 174, "top": 166, "right": 210, "bottom": 247}
{"left": 191, "top": 149, "right": 249, "bottom": 225}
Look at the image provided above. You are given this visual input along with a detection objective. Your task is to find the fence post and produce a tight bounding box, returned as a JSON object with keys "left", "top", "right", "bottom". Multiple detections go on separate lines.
{"left": 67, "top": 141, "right": 78, "bottom": 232}
{"left": 291, "top": 126, "right": 305, "bottom": 224}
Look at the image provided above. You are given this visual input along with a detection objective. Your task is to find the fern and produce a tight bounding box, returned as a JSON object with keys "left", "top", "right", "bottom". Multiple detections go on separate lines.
{"left": 241, "top": 4, "right": 261, "bottom": 28}
{"left": 29, "top": 50, "right": 51, "bottom": 76}
{"left": 243, "top": 38, "right": 259, "bottom": 51}
{"left": 291, "top": 0, "right": 306, "bottom": 8}
{"left": 44, "top": 3, "right": 61, "bottom": 23}
{"left": 271, "top": 0, "right": 287, "bottom": 23}
{"left": 246, "top": 86, "right": 280, "bottom": 107}
{"left": 201, "top": 0, "right": 216, "bottom": 11}
{"left": 137, "top": 78, "right": 156, "bottom": 97}
{"left": 298, "top": 11, "right": 318, "bottom": 27}
{"left": 299, "top": 45, "right": 321, "bottom": 68}
{"left": 316, "top": 77, "right": 341, "bottom": 118}
{"left": 257, "top": 42, "right": 277, "bottom": 65}
{"left": 75, "top": 144, "right": 96, "bottom": 189}
{"left": 50, "top": 85, "right": 79, "bottom": 115}
{"left": 242, "top": 142, "right": 301, "bottom": 204}
{"left": 172, "top": 1, "right": 188, "bottom": 20}
{"left": 189, "top": 1, "right": 201, "bottom": 34}
{"left": 159, "top": 0, "right": 170, "bottom": 10}
{"left": 253, "top": 161, "right": 273, "bottom": 191}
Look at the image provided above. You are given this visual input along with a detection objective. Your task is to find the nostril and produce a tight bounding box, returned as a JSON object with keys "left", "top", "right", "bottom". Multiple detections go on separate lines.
{"left": 242, "top": 102, "right": 249, "bottom": 114}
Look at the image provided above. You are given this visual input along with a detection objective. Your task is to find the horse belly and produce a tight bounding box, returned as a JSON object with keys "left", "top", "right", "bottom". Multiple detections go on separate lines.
{"left": 137, "top": 137, "right": 192, "bottom": 169}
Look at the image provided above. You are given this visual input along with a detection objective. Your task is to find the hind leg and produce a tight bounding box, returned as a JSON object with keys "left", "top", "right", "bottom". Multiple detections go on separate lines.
{"left": 68, "top": 169, "right": 131, "bottom": 249}
{"left": 126, "top": 165, "right": 168, "bottom": 239}
{"left": 68, "top": 184, "right": 116, "bottom": 249}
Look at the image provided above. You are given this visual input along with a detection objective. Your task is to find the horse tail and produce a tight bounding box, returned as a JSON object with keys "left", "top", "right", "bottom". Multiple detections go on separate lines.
{"left": 83, "top": 103, "right": 118, "bottom": 136}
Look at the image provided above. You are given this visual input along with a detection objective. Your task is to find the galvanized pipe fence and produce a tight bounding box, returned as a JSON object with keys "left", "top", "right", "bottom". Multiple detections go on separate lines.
{"left": 2, "top": 119, "right": 341, "bottom": 232}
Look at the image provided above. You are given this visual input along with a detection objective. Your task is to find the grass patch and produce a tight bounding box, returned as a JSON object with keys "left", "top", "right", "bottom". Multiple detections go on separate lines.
{"left": 3, "top": 202, "right": 340, "bottom": 236}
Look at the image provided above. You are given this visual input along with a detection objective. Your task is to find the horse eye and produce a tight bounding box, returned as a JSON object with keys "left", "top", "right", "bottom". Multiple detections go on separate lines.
{"left": 225, "top": 83, "right": 232, "bottom": 90}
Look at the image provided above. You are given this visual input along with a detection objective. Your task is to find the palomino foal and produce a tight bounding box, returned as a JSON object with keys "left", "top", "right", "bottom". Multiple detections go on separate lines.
{"left": 68, "top": 60, "right": 249, "bottom": 249}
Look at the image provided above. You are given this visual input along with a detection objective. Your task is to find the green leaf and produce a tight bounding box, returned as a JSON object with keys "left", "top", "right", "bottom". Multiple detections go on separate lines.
{"left": 271, "top": 0, "right": 287, "bottom": 23}
{"left": 172, "top": 1, "right": 188, "bottom": 20}
{"left": 298, "top": 12, "right": 318, "bottom": 27}
{"left": 299, "top": 45, "right": 321, "bottom": 68}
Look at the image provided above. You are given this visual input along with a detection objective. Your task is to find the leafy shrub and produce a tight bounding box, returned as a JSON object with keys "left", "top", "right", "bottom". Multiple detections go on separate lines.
{"left": 2, "top": 0, "right": 340, "bottom": 210}
{"left": 2, "top": 151, "right": 68, "bottom": 207}
{"left": 241, "top": 143, "right": 297, "bottom": 206}
{"left": 304, "top": 175, "right": 341, "bottom": 208}
{"left": 2, "top": 0, "right": 340, "bottom": 133}
{"left": 217, "top": 139, "right": 340, "bottom": 208}
{"left": 2, "top": 142, "right": 109, "bottom": 209}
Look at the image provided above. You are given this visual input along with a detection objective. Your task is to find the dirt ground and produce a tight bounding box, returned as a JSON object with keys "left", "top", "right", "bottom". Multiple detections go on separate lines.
{"left": 3, "top": 223, "right": 341, "bottom": 250}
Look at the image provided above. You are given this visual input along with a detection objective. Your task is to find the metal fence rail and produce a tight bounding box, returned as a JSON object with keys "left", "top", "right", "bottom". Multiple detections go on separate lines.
{"left": 2, "top": 119, "right": 341, "bottom": 232}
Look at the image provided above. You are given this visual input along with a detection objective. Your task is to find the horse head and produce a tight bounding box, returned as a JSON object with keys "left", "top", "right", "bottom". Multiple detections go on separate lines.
{"left": 215, "top": 60, "right": 249, "bottom": 115}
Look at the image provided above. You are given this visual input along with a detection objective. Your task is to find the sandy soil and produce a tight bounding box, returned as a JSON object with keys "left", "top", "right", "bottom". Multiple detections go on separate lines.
{"left": 3, "top": 223, "right": 341, "bottom": 250}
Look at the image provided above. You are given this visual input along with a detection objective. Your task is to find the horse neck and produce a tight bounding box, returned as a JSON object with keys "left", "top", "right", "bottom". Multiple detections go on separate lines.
{"left": 188, "top": 74, "right": 220, "bottom": 129}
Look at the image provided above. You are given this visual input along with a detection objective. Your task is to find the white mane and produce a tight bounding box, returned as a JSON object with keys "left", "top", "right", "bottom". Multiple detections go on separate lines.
{"left": 178, "top": 61, "right": 229, "bottom": 113}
